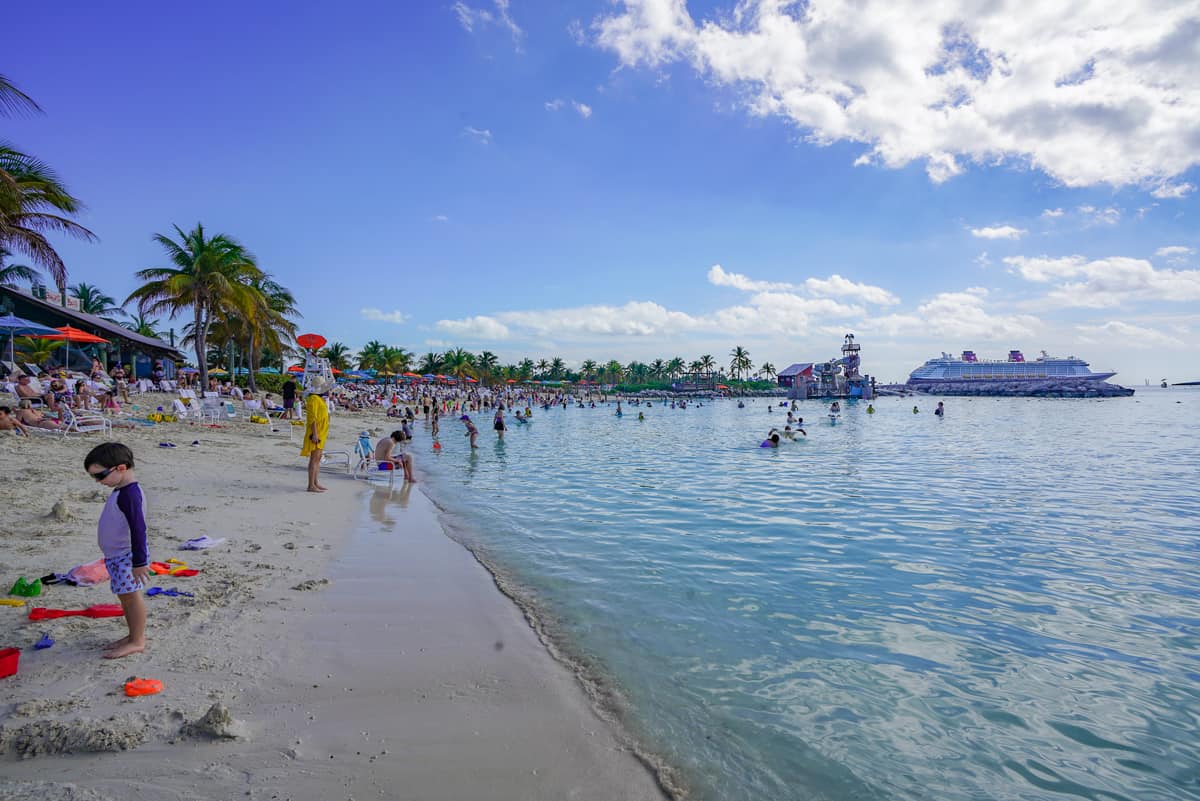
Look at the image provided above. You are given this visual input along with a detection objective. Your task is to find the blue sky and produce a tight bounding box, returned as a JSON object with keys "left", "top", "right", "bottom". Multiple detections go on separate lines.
{"left": 6, "top": 0, "right": 1198, "bottom": 382}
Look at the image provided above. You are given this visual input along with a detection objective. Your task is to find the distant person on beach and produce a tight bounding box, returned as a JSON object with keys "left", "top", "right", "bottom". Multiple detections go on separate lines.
{"left": 84, "top": 442, "right": 150, "bottom": 659}
{"left": 431, "top": 405, "right": 440, "bottom": 437}
{"left": 151, "top": 361, "right": 165, "bottom": 390}
{"left": 0, "top": 406, "right": 29, "bottom": 436}
{"left": 15, "top": 399, "right": 63, "bottom": 430}
{"left": 110, "top": 363, "right": 129, "bottom": 403}
{"left": 301, "top": 382, "right": 331, "bottom": 492}
{"left": 935, "top": 401, "right": 945, "bottom": 417}
{"left": 375, "top": 430, "right": 416, "bottom": 482}
{"left": 461, "top": 414, "right": 479, "bottom": 448}
{"left": 281, "top": 377, "right": 297, "bottom": 419}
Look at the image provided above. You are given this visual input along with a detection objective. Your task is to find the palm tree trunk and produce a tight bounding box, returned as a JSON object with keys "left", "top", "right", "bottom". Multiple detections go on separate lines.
{"left": 247, "top": 333, "right": 259, "bottom": 392}
{"left": 195, "top": 305, "right": 207, "bottom": 390}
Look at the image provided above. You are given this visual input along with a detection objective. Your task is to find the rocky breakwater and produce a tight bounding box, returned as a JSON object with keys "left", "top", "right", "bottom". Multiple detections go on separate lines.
{"left": 908, "top": 379, "right": 1135, "bottom": 398}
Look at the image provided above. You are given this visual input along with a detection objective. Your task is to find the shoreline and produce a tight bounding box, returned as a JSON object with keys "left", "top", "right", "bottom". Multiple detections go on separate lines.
{"left": 0, "top": 397, "right": 666, "bottom": 800}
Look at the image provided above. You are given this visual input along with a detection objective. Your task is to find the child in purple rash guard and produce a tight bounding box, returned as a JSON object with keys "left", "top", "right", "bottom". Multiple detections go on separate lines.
{"left": 83, "top": 442, "right": 150, "bottom": 659}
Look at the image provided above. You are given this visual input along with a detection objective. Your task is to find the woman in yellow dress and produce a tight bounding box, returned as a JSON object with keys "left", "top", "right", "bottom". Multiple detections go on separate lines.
{"left": 300, "top": 381, "right": 331, "bottom": 492}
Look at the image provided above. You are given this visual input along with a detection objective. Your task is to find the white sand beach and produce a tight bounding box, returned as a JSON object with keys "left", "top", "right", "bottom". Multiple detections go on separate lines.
{"left": 0, "top": 397, "right": 667, "bottom": 801}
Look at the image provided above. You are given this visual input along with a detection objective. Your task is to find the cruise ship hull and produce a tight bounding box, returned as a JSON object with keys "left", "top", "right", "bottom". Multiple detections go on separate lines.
{"left": 908, "top": 371, "right": 1116, "bottom": 384}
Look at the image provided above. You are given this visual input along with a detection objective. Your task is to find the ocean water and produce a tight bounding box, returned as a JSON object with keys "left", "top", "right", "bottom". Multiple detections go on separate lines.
{"left": 415, "top": 389, "right": 1200, "bottom": 801}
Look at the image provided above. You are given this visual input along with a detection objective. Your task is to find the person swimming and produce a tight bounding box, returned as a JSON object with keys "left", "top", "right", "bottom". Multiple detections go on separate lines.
{"left": 867, "top": 404, "right": 875, "bottom": 414}
{"left": 913, "top": 405, "right": 920, "bottom": 414}
{"left": 830, "top": 401, "right": 841, "bottom": 413}
{"left": 763, "top": 429, "right": 781, "bottom": 447}
{"left": 638, "top": 412, "right": 645, "bottom": 421}
{"left": 935, "top": 401, "right": 945, "bottom": 417}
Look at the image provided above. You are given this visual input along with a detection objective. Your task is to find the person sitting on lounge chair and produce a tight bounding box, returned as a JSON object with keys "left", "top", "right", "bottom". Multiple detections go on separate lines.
{"left": 375, "top": 430, "right": 416, "bottom": 482}
{"left": 14, "top": 375, "right": 41, "bottom": 403}
{"left": 0, "top": 405, "right": 29, "bottom": 436}
{"left": 15, "top": 399, "right": 63, "bottom": 430}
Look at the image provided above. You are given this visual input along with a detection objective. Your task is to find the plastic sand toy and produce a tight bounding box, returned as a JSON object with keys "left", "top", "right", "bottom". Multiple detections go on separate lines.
{"left": 124, "top": 678, "right": 163, "bottom": 697}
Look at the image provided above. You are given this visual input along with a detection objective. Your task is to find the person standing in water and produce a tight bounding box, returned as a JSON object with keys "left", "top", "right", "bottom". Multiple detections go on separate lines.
{"left": 493, "top": 406, "right": 506, "bottom": 439}
{"left": 935, "top": 401, "right": 945, "bottom": 417}
{"left": 461, "top": 414, "right": 479, "bottom": 448}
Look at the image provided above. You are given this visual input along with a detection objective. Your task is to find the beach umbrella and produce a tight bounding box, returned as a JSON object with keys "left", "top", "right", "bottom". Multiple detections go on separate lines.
{"left": 0, "top": 313, "right": 61, "bottom": 367}
{"left": 257, "top": 367, "right": 281, "bottom": 374}
{"left": 179, "top": 367, "right": 200, "bottom": 374}
{"left": 422, "top": 373, "right": 436, "bottom": 380}
{"left": 287, "top": 364, "right": 305, "bottom": 373}
{"left": 466, "top": 377, "right": 478, "bottom": 383}
{"left": 296, "top": 333, "right": 327, "bottom": 352}
{"left": 209, "top": 368, "right": 229, "bottom": 376}
{"left": 39, "top": 325, "right": 108, "bottom": 372}
{"left": 403, "top": 371, "right": 419, "bottom": 378}
{"left": 506, "top": 379, "right": 517, "bottom": 383}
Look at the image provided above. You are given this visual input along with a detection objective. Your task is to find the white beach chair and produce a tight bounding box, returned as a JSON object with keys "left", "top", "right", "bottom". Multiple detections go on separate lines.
{"left": 200, "top": 396, "right": 224, "bottom": 424}
{"left": 60, "top": 405, "right": 112, "bottom": 437}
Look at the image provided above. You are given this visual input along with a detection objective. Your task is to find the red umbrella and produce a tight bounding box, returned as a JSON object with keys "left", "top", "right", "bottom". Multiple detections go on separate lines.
{"left": 287, "top": 364, "right": 305, "bottom": 373}
{"left": 506, "top": 379, "right": 517, "bottom": 383}
{"left": 296, "top": 333, "right": 327, "bottom": 351}
{"left": 466, "top": 377, "right": 478, "bottom": 383}
{"left": 403, "top": 371, "right": 419, "bottom": 377}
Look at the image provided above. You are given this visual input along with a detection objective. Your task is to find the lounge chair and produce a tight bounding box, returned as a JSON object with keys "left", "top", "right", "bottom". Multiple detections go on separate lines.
{"left": 60, "top": 405, "right": 112, "bottom": 436}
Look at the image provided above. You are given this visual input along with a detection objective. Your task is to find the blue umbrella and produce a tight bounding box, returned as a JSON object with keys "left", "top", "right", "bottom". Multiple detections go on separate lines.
{"left": 0, "top": 313, "right": 61, "bottom": 368}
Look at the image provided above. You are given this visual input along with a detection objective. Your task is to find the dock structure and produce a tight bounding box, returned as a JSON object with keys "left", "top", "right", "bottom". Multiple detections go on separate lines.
{"left": 782, "top": 334, "right": 876, "bottom": 400}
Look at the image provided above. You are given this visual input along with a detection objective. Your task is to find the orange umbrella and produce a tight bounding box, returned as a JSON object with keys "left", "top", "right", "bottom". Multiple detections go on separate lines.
{"left": 39, "top": 326, "right": 108, "bottom": 371}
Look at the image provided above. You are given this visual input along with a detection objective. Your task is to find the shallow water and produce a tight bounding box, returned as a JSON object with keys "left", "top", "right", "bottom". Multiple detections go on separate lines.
{"left": 417, "top": 390, "right": 1200, "bottom": 801}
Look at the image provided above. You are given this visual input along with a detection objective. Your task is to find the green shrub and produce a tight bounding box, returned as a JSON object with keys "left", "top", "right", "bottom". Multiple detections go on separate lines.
{"left": 235, "top": 373, "right": 289, "bottom": 393}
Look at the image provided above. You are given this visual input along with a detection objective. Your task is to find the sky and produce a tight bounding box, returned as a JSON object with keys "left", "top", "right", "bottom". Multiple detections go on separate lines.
{"left": 5, "top": 0, "right": 1199, "bottom": 383}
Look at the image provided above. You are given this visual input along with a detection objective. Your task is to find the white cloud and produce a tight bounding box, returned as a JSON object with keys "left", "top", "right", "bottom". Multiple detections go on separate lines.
{"left": 975, "top": 251, "right": 992, "bottom": 268}
{"left": 864, "top": 287, "right": 1040, "bottom": 340}
{"left": 1075, "top": 321, "right": 1182, "bottom": 348}
{"left": 1151, "top": 182, "right": 1195, "bottom": 199}
{"left": 1078, "top": 205, "right": 1121, "bottom": 226}
{"left": 971, "top": 225, "right": 1026, "bottom": 240}
{"left": 436, "top": 315, "right": 512, "bottom": 340}
{"left": 546, "top": 98, "right": 594, "bottom": 118}
{"left": 1155, "top": 245, "right": 1195, "bottom": 263}
{"left": 463, "top": 126, "right": 492, "bottom": 144}
{"left": 567, "top": 19, "right": 587, "bottom": 45}
{"left": 361, "top": 308, "right": 409, "bottom": 325}
{"left": 1006, "top": 254, "right": 1200, "bottom": 307}
{"left": 453, "top": 0, "right": 523, "bottom": 49}
{"left": 707, "top": 263, "right": 795, "bottom": 292}
{"left": 804, "top": 274, "right": 899, "bottom": 305}
{"left": 592, "top": 1, "right": 1200, "bottom": 189}
{"left": 432, "top": 214, "right": 449, "bottom": 222}
{"left": 1041, "top": 208, "right": 1065, "bottom": 218}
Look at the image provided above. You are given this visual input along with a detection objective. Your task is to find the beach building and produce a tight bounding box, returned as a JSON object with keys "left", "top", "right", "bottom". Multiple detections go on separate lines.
{"left": 671, "top": 371, "right": 718, "bottom": 392}
{"left": 0, "top": 285, "right": 184, "bottom": 378}
{"left": 776, "top": 363, "right": 813, "bottom": 388}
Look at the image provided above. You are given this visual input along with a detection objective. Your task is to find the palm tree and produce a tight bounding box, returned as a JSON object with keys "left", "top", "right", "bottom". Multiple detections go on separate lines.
{"left": 124, "top": 313, "right": 163, "bottom": 339}
{"left": 534, "top": 358, "right": 550, "bottom": 378}
{"left": 442, "top": 347, "right": 476, "bottom": 380}
{"left": 69, "top": 282, "right": 126, "bottom": 320}
{"left": 244, "top": 275, "right": 300, "bottom": 391}
{"left": 14, "top": 335, "right": 63, "bottom": 366}
{"left": 127, "top": 223, "right": 262, "bottom": 389}
{"left": 380, "top": 345, "right": 413, "bottom": 374}
{"left": 549, "top": 357, "right": 565, "bottom": 379}
{"left": 604, "top": 359, "right": 623, "bottom": 384}
{"left": 649, "top": 359, "right": 666, "bottom": 379}
{"left": 699, "top": 354, "right": 716, "bottom": 373}
{"left": 0, "top": 245, "right": 38, "bottom": 288}
{"left": 477, "top": 350, "right": 499, "bottom": 383}
{"left": 729, "top": 346, "right": 752, "bottom": 380}
{"left": 518, "top": 358, "right": 534, "bottom": 379}
{"left": 1, "top": 76, "right": 96, "bottom": 290}
{"left": 357, "top": 340, "right": 386, "bottom": 370}
{"left": 667, "top": 357, "right": 685, "bottom": 379}
{"left": 419, "top": 351, "right": 443, "bottom": 374}
{"left": 758, "top": 362, "right": 776, "bottom": 380}
{"left": 320, "top": 342, "right": 352, "bottom": 371}
{"left": 580, "top": 359, "right": 598, "bottom": 381}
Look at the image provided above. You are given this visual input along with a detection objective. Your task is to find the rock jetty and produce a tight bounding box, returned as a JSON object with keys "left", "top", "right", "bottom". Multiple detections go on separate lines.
{"left": 908, "top": 379, "right": 1134, "bottom": 398}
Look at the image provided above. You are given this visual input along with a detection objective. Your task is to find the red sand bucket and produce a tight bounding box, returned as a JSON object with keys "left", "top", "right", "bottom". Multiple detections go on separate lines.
{"left": 0, "top": 647, "right": 19, "bottom": 679}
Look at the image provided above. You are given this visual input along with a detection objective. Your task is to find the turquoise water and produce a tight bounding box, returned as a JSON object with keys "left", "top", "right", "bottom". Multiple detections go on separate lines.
{"left": 416, "top": 390, "right": 1200, "bottom": 801}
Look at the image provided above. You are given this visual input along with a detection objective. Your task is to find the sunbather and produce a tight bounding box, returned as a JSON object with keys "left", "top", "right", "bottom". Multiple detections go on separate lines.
{"left": 0, "top": 406, "right": 29, "bottom": 436}
{"left": 15, "top": 400, "right": 64, "bottom": 430}
{"left": 375, "top": 430, "right": 416, "bottom": 482}
{"left": 14, "top": 375, "right": 40, "bottom": 402}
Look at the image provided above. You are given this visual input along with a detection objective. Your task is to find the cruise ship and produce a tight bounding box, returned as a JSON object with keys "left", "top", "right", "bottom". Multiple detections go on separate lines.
{"left": 908, "top": 350, "right": 1115, "bottom": 383}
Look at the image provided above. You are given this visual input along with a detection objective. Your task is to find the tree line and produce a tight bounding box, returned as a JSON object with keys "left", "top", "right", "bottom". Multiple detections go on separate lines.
{"left": 319, "top": 342, "right": 777, "bottom": 385}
